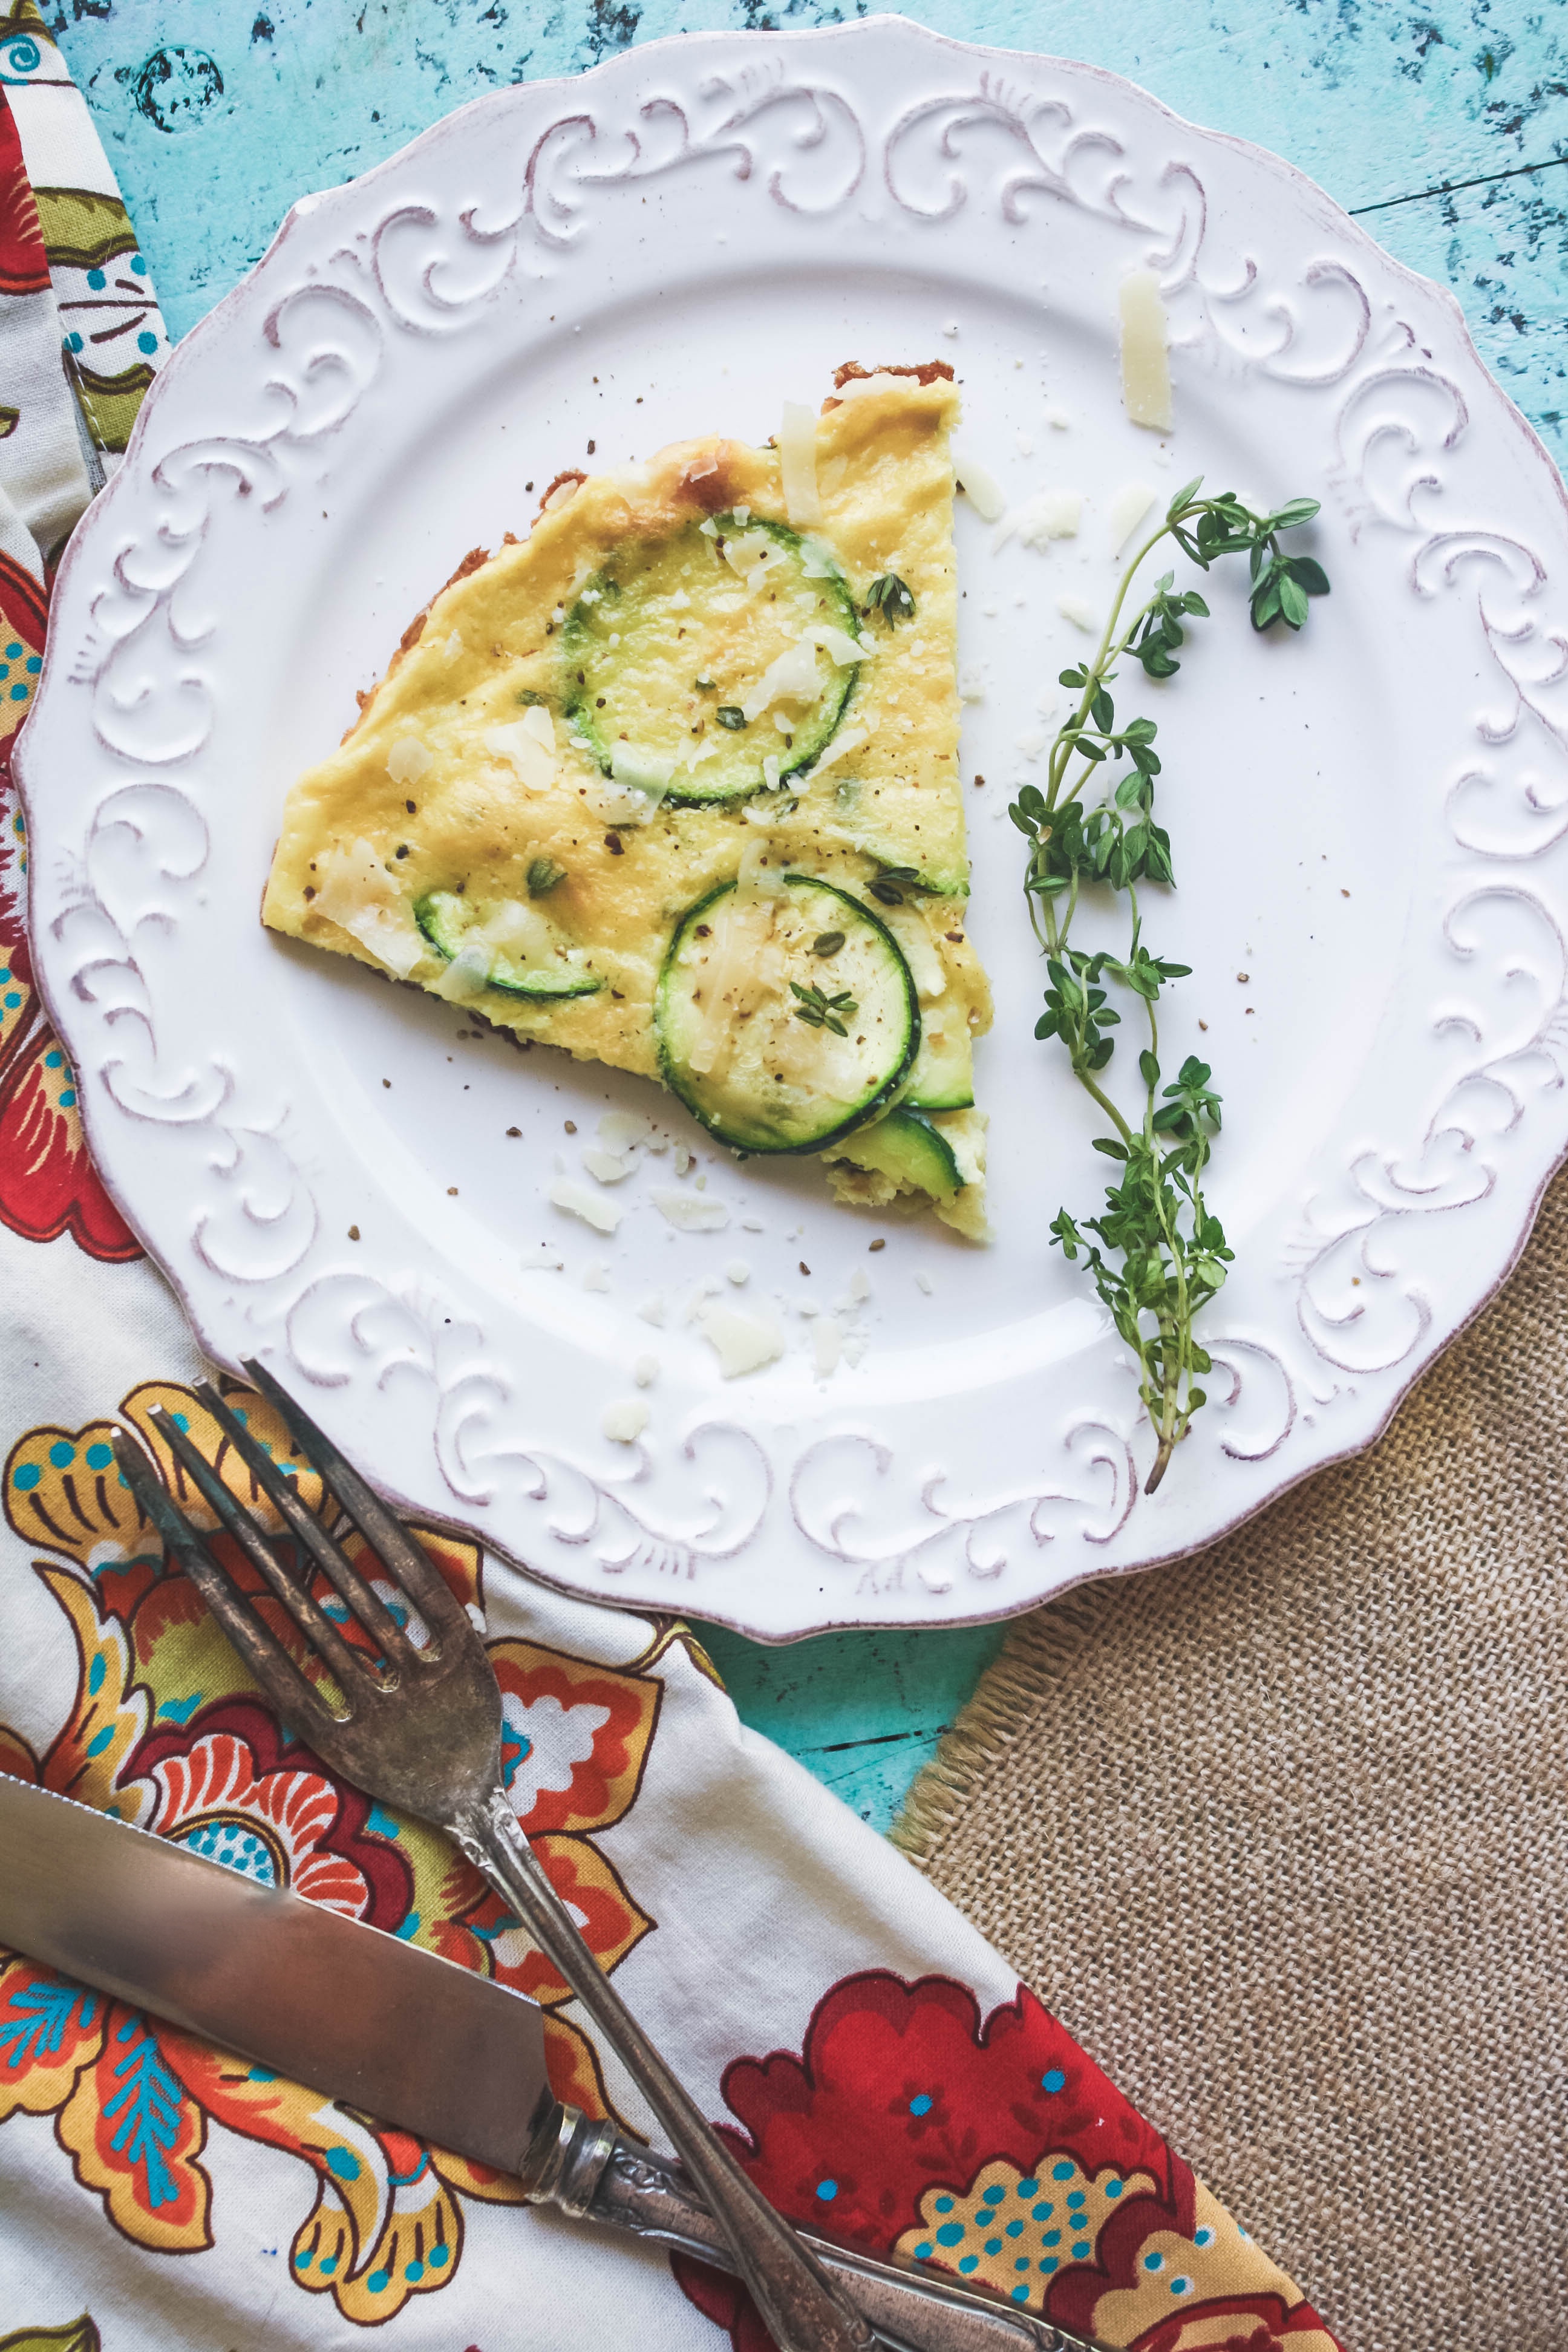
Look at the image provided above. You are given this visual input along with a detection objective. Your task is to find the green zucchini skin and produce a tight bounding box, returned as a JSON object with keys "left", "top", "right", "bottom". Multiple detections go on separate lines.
{"left": 413, "top": 891, "right": 602, "bottom": 1002}
{"left": 825, "top": 1105, "right": 965, "bottom": 1201}
{"left": 563, "top": 516, "right": 862, "bottom": 809}
{"left": 656, "top": 874, "right": 919, "bottom": 1154}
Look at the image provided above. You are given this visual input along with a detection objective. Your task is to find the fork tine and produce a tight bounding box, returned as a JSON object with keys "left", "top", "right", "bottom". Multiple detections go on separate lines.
{"left": 147, "top": 1406, "right": 390, "bottom": 1701}
{"left": 189, "top": 1379, "right": 426, "bottom": 1671}
{"left": 240, "top": 1359, "right": 468, "bottom": 1632}
{"left": 111, "top": 1427, "right": 343, "bottom": 1744}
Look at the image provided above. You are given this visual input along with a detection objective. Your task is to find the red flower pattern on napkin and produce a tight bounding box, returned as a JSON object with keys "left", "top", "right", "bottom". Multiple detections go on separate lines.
{"left": 675, "top": 1972, "right": 1342, "bottom": 2352}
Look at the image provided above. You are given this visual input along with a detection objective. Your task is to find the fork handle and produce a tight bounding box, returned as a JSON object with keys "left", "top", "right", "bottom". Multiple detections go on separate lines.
{"left": 455, "top": 1789, "right": 879, "bottom": 2352}
{"left": 582, "top": 2134, "right": 1103, "bottom": 2352}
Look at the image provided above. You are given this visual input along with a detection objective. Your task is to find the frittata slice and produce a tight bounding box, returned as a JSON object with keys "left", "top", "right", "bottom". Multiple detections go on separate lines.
{"left": 263, "top": 364, "right": 991, "bottom": 1235}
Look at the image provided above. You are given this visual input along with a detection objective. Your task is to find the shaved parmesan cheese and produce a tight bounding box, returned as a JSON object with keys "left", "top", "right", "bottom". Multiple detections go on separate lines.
{"left": 433, "top": 941, "right": 494, "bottom": 1001}
{"left": 803, "top": 725, "right": 867, "bottom": 779}
{"left": 522, "top": 1244, "right": 564, "bottom": 1270}
{"left": 544, "top": 477, "right": 580, "bottom": 512}
{"left": 485, "top": 714, "right": 557, "bottom": 791}
{"left": 1119, "top": 270, "right": 1173, "bottom": 430}
{"left": 549, "top": 1178, "right": 624, "bottom": 1235}
{"left": 636, "top": 1293, "right": 666, "bottom": 1325}
{"left": 1109, "top": 479, "right": 1158, "bottom": 554}
{"left": 995, "top": 488, "right": 1082, "bottom": 552}
{"left": 606, "top": 746, "right": 676, "bottom": 808}
{"left": 311, "top": 837, "right": 426, "bottom": 978}
{"left": 582, "top": 1146, "right": 635, "bottom": 1184}
{"left": 762, "top": 754, "right": 782, "bottom": 792}
{"left": 725, "top": 1259, "right": 751, "bottom": 1285}
{"left": 1045, "top": 403, "right": 1073, "bottom": 430}
{"left": 443, "top": 632, "right": 464, "bottom": 661}
{"left": 808, "top": 622, "right": 871, "bottom": 667}
{"left": 655, "top": 1190, "right": 730, "bottom": 1233}
{"left": 737, "top": 837, "right": 788, "bottom": 898}
{"left": 813, "top": 1317, "right": 842, "bottom": 1377}
{"left": 699, "top": 1301, "right": 785, "bottom": 1379}
{"left": 633, "top": 1354, "right": 659, "bottom": 1388}
{"left": 1057, "top": 594, "right": 1099, "bottom": 632}
{"left": 780, "top": 400, "right": 823, "bottom": 527}
{"left": 599, "top": 1109, "right": 653, "bottom": 1154}
{"left": 741, "top": 636, "right": 822, "bottom": 724}
{"left": 583, "top": 1260, "right": 610, "bottom": 1291}
{"left": 481, "top": 898, "right": 555, "bottom": 964}
{"left": 387, "top": 736, "right": 431, "bottom": 787}
{"left": 848, "top": 1267, "right": 871, "bottom": 1304}
{"left": 603, "top": 1398, "right": 648, "bottom": 1442}
{"left": 952, "top": 442, "right": 1005, "bottom": 522}
{"left": 722, "top": 529, "right": 786, "bottom": 589}
{"left": 958, "top": 663, "right": 987, "bottom": 703}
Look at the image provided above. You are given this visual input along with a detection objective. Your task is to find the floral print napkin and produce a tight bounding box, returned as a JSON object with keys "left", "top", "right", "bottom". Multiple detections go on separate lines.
{"left": 0, "top": 7, "right": 1339, "bottom": 2346}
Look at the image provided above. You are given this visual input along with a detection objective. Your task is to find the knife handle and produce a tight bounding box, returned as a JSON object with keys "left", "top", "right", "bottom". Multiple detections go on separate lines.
{"left": 554, "top": 2124, "right": 1103, "bottom": 2352}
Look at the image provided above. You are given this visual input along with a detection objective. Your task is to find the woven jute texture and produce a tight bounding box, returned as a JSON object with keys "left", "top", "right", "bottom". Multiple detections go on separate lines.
{"left": 894, "top": 1169, "right": 1568, "bottom": 2352}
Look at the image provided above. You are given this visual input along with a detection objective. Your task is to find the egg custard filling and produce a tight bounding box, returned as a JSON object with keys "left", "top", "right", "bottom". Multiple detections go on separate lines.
{"left": 262, "top": 364, "right": 992, "bottom": 1236}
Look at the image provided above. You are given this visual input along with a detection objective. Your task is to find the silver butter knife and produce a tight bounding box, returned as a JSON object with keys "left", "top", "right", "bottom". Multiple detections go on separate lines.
{"left": 0, "top": 1774, "right": 1103, "bottom": 2352}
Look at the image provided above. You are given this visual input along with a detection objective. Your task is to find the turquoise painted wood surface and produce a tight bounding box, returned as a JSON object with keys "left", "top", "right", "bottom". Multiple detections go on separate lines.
{"left": 44, "top": 0, "right": 1567, "bottom": 1830}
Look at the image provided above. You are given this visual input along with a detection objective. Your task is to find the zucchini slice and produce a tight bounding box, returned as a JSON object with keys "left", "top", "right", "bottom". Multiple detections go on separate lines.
{"left": 657, "top": 874, "right": 918, "bottom": 1152}
{"left": 824, "top": 1106, "right": 965, "bottom": 1204}
{"left": 564, "top": 515, "right": 862, "bottom": 809}
{"left": 414, "top": 890, "right": 602, "bottom": 1001}
{"left": 902, "top": 1010, "right": 975, "bottom": 1111}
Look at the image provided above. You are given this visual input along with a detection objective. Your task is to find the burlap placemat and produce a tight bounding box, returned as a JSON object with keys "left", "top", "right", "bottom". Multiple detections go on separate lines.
{"left": 893, "top": 1169, "right": 1568, "bottom": 2352}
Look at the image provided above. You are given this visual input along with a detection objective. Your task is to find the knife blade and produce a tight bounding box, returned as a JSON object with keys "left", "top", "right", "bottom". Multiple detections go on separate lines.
{"left": 0, "top": 1775, "right": 1095, "bottom": 2352}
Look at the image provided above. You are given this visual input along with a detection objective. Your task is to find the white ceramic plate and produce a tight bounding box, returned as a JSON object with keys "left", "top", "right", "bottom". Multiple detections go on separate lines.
{"left": 22, "top": 17, "right": 1568, "bottom": 1639}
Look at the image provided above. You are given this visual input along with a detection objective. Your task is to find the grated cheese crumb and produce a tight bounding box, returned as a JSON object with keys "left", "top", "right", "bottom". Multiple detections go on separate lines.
{"left": 636, "top": 1293, "right": 667, "bottom": 1325}
{"left": 995, "top": 487, "right": 1082, "bottom": 553}
{"left": 915, "top": 1269, "right": 935, "bottom": 1296}
{"left": 633, "top": 1354, "right": 659, "bottom": 1388}
{"left": 674, "top": 1146, "right": 694, "bottom": 1177}
{"left": 583, "top": 1260, "right": 610, "bottom": 1292}
{"left": 1044, "top": 403, "right": 1073, "bottom": 430}
{"left": 522, "top": 1244, "right": 564, "bottom": 1271}
{"left": 848, "top": 1267, "right": 871, "bottom": 1304}
{"left": 698, "top": 1302, "right": 785, "bottom": 1379}
{"left": 725, "top": 1259, "right": 751, "bottom": 1286}
{"left": 387, "top": 736, "right": 431, "bottom": 787}
{"left": 603, "top": 1398, "right": 648, "bottom": 1443}
{"left": 1057, "top": 595, "right": 1099, "bottom": 632}
{"left": 813, "top": 1318, "right": 842, "bottom": 1377}
{"left": 443, "top": 632, "right": 463, "bottom": 661}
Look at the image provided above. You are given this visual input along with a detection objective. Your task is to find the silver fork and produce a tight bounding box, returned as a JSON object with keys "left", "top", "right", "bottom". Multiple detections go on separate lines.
{"left": 111, "top": 1359, "right": 879, "bottom": 2352}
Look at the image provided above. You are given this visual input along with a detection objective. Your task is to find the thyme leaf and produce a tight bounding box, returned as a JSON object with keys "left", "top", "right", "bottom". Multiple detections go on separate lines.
{"left": 791, "top": 980, "right": 858, "bottom": 1037}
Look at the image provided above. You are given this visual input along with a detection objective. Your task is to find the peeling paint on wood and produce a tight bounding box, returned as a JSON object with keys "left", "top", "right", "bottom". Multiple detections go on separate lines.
{"left": 41, "top": 0, "right": 1566, "bottom": 1822}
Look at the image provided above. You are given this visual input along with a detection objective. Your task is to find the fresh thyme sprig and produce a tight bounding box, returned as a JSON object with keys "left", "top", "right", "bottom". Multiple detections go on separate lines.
{"left": 1011, "top": 479, "right": 1328, "bottom": 1492}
